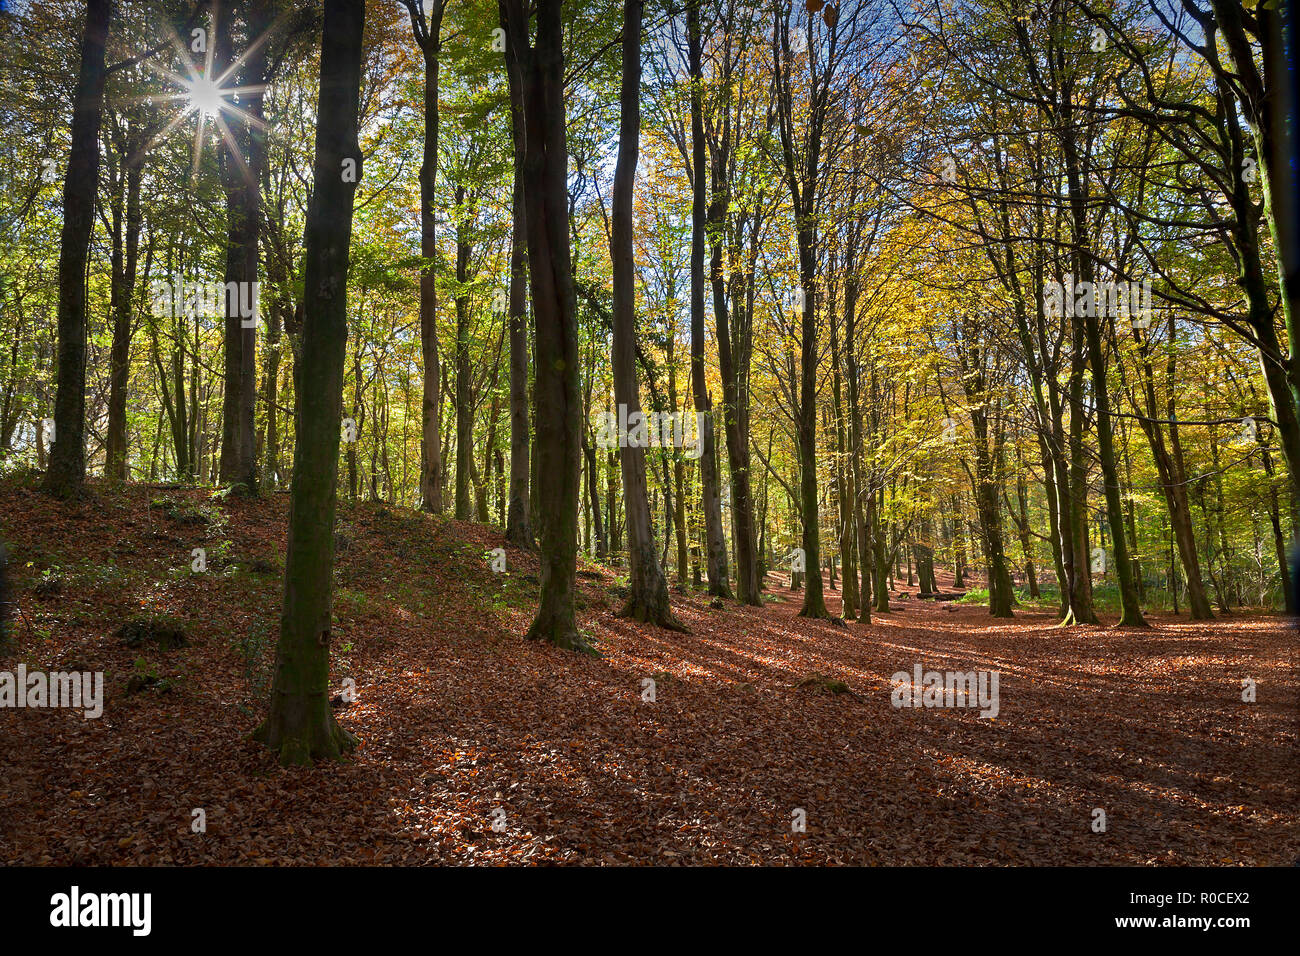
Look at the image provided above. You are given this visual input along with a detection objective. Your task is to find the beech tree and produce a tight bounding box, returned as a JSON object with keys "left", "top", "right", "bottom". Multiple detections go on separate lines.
{"left": 43, "top": 0, "right": 113, "bottom": 499}
{"left": 503, "top": 25, "right": 533, "bottom": 549}
{"left": 610, "top": 0, "right": 684, "bottom": 629}
{"left": 253, "top": 0, "right": 365, "bottom": 765}
{"left": 403, "top": 0, "right": 447, "bottom": 514}
{"left": 686, "top": 0, "right": 731, "bottom": 598}
{"left": 501, "top": 0, "right": 586, "bottom": 651}
{"left": 214, "top": 1, "right": 269, "bottom": 492}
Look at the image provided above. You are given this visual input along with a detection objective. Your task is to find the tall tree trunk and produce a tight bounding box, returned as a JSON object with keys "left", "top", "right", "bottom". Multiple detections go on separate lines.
{"left": 1063, "top": 311, "right": 1098, "bottom": 624}
{"left": 479, "top": 375, "right": 501, "bottom": 522}
{"left": 829, "top": 289, "right": 857, "bottom": 619}
{"left": 971, "top": 409, "right": 1013, "bottom": 617}
{"left": 1261, "top": 444, "right": 1294, "bottom": 611}
{"left": 687, "top": 0, "right": 731, "bottom": 599}
{"left": 951, "top": 494, "right": 966, "bottom": 588}
{"left": 44, "top": 0, "right": 112, "bottom": 499}
{"left": 216, "top": 4, "right": 266, "bottom": 493}
{"left": 106, "top": 140, "right": 142, "bottom": 481}
{"left": 583, "top": 431, "right": 606, "bottom": 559}
{"left": 609, "top": 0, "right": 682, "bottom": 629}
{"left": 347, "top": 334, "right": 362, "bottom": 500}
{"left": 991, "top": 408, "right": 1018, "bottom": 607}
{"left": 1014, "top": 472, "right": 1039, "bottom": 598}
{"left": 916, "top": 514, "right": 937, "bottom": 595}
{"left": 773, "top": 8, "right": 829, "bottom": 619}
{"left": 1058, "top": 86, "right": 1146, "bottom": 626}
{"left": 501, "top": 0, "right": 587, "bottom": 652}
{"left": 252, "top": 0, "right": 365, "bottom": 766}
{"left": 712, "top": 257, "right": 758, "bottom": 604}
{"left": 667, "top": 334, "right": 689, "bottom": 587}
{"left": 504, "top": 54, "right": 533, "bottom": 547}
{"left": 1127, "top": 317, "right": 1214, "bottom": 619}
{"left": 794, "top": 251, "right": 829, "bottom": 615}
{"left": 1210, "top": 0, "right": 1300, "bottom": 511}
{"left": 846, "top": 298, "right": 871, "bottom": 622}
{"left": 605, "top": 450, "right": 620, "bottom": 554}
{"left": 411, "top": 0, "right": 446, "bottom": 513}
{"left": 160, "top": 258, "right": 192, "bottom": 478}
{"left": 707, "top": 103, "right": 759, "bottom": 605}
{"left": 454, "top": 188, "right": 473, "bottom": 519}
{"left": 871, "top": 487, "right": 889, "bottom": 612}
{"left": 261, "top": 266, "right": 288, "bottom": 487}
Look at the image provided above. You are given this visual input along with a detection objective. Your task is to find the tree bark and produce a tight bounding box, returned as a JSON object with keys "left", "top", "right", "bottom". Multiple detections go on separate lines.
{"left": 971, "top": 408, "right": 1013, "bottom": 618}
{"left": 687, "top": 2, "right": 731, "bottom": 598}
{"left": 609, "top": 0, "right": 683, "bottom": 629}
{"left": 454, "top": 185, "right": 473, "bottom": 519}
{"left": 410, "top": 0, "right": 446, "bottom": 514}
{"left": 846, "top": 289, "right": 870, "bottom": 622}
{"left": 105, "top": 132, "right": 142, "bottom": 482}
{"left": 1126, "top": 316, "right": 1214, "bottom": 619}
{"left": 252, "top": 0, "right": 365, "bottom": 766}
{"left": 829, "top": 284, "right": 857, "bottom": 619}
{"left": 501, "top": 0, "right": 588, "bottom": 652}
{"left": 1013, "top": 473, "right": 1039, "bottom": 597}
{"left": 1210, "top": 0, "right": 1300, "bottom": 504}
{"left": 706, "top": 71, "right": 760, "bottom": 605}
{"left": 216, "top": 3, "right": 266, "bottom": 493}
{"left": 1058, "top": 78, "right": 1146, "bottom": 627}
{"left": 583, "top": 430, "right": 606, "bottom": 559}
{"left": 503, "top": 50, "right": 533, "bottom": 547}
{"left": 44, "top": 0, "right": 112, "bottom": 499}
{"left": 667, "top": 332, "right": 689, "bottom": 587}
{"left": 773, "top": 8, "right": 828, "bottom": 618}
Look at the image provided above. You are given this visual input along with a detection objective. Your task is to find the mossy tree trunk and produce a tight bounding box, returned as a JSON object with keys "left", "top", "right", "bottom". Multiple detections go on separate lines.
{"left": 253, "top": 0, "right": 365, "bottom": 766}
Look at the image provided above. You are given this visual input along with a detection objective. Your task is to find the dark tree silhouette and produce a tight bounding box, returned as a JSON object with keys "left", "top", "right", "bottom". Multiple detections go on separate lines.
{"left": 43, "top": 0, "right": 113, "bottom": 499}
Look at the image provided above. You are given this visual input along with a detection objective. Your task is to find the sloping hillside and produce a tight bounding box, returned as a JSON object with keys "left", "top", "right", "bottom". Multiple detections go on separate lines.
{"left": 2, "top": 479, "right": 1296, "bottom": 865}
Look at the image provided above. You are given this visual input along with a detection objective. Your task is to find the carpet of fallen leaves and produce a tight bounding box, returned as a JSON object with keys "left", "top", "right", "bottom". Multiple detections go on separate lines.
{"left": 2, "top": 478, "right": 1296, "bottom": 865}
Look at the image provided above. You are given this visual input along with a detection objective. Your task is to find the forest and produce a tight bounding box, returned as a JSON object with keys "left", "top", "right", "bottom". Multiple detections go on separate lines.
{"left": 0, "top": 0, "right": 1296, "bottom": 871}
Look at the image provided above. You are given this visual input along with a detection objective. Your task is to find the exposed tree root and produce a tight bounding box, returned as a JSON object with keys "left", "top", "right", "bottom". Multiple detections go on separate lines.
{"left": 526, "top": 615, "right": 599, "bottom": 656}
{"left": 252, "top": 711, "right": 358, "bottom": 768}
{"left": 618, "top": 597, "right": 690, "bottom": 633}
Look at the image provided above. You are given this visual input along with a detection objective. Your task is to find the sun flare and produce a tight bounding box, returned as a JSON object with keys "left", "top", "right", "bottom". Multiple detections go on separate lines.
{"left": 185, "top": 75, "right": 225, "bottom": 118}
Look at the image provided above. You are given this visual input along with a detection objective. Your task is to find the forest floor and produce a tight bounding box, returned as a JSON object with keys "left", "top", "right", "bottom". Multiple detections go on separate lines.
{"left": 2, "top": 477, "right": 1296, "bottom": 865}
